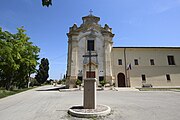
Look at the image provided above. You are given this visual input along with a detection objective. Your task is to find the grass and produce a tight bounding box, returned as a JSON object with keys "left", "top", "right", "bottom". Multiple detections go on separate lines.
{"left": 0, "top": 87, "right": 36, "bottom": 99}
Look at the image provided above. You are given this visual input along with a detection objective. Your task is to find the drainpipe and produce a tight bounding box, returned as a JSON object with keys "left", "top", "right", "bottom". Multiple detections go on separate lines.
{"left": 124, "top": 48, "right": 128, "bottom": 87}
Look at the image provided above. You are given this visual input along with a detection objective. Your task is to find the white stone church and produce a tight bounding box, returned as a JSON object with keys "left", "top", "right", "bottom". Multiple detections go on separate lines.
{"left": 66, "top": 13, "right": 180, "bottom": 88}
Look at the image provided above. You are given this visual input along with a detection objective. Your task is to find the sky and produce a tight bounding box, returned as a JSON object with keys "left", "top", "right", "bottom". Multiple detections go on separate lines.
{"left": 1, "top": 0, "right": 180, "bottom": 80}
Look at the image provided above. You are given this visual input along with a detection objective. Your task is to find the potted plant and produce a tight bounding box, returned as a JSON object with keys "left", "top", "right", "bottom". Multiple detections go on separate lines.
{"left": 100, "top": 80, "right": 107, "bottom": 90}
{"left": 76, "top": 79, "right": 82, "bottom": 90}
{"left": 111, "top": 82, "right": 115, "bottom": 90}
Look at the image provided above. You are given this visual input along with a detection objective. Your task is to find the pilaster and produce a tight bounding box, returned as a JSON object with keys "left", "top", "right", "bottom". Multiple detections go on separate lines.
{"left": 103, "top": 32, "right": 114, "bottom": 82}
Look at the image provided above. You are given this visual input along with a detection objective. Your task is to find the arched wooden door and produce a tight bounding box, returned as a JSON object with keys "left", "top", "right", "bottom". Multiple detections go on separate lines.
{"left": 117, "top": 73, "right": 126, "bottom": 87}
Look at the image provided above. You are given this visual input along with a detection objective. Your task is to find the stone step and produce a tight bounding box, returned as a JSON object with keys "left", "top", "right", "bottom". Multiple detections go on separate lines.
{"left": 114, "top": 87, "right": 139, "bottom": 91}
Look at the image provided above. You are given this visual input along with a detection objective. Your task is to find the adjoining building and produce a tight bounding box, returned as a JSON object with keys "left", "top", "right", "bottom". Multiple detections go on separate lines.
{"left": 112, "top": 47, "right": 180, "bottom": 87}
{"left": 66, "top": 13, "right": 180, "bottom": 88}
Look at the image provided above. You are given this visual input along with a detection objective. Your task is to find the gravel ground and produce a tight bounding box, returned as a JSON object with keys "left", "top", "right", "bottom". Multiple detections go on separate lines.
{"left": 0, "top": 85, "right": 180, "bottom": 120}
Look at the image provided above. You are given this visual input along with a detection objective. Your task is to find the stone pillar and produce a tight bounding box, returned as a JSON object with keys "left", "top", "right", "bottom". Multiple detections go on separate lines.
{"left": 83, "top": 78, "right": 97, "bottom": 109}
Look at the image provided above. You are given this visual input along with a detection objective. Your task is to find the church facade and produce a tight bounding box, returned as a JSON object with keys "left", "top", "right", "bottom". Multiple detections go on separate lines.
{"left": 66, "top": 14, "right": 180, "bottom": 88}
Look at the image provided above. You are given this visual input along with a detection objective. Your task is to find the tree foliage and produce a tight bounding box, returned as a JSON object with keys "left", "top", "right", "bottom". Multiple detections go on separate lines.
{"left": 0, "top": 27, "right": 40, "bottom": 90}
{"left": 35, "top": 58, "right": 49, "bottom": 84}
{"left": 42, "top": 0, "right": 52, "bottom": 7}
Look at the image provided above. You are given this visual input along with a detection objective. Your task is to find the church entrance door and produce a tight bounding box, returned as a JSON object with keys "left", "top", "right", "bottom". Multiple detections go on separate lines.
{"left": 117, "top": 73, "right": 126, "bottom": 87}
{"left": 86, "top": 71, "right": 95, "bottom": 78}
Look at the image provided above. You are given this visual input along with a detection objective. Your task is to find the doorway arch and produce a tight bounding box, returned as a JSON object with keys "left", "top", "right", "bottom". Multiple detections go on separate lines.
{"left": 117, "top": 73, "right": 126, "bottom": 87}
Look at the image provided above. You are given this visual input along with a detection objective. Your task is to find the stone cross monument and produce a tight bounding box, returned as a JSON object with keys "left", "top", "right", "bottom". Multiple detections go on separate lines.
{"left": 83, "top": 51, "right": 98, "bottom": 109}
{"left": 83, "top": 50, "right": 98, "bottom": 74}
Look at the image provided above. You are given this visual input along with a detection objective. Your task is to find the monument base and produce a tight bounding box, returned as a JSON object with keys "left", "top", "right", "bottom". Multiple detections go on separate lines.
{"left": 68, "top": 78, "right": 111, "bottom": 118}
{"left": 68, "top": 104, "right": 111, "bottom": 118}
{"left": 84, "top": 78, "right": 97, "bottom": 109}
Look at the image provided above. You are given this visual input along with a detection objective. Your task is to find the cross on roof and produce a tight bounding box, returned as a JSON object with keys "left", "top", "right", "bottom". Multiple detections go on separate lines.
{"left": 89, "top": 9, "right": 93, "bottom": 15}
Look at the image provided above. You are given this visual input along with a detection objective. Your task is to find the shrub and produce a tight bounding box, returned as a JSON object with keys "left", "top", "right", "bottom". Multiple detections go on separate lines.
{"left": 76, "top": 79, "right": 82, "bottom": 86}
{"left": 100, "top": 80, "right": 106, "bottom": 86}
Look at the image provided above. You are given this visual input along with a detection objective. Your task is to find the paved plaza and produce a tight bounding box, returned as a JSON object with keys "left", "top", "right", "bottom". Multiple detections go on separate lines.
{"left": 0, "top": 85, "right": 180, "bottom": 120}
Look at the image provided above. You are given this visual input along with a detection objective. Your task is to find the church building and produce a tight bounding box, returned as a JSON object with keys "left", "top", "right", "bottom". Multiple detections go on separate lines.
{"left": 66, "top": 13, "right": 180, "bottom": 88}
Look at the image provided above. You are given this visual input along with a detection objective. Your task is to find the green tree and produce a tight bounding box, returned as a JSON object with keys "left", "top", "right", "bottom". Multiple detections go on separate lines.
{"left": 42, "top": 0, "right": 52, "bottom": 7}
{"left": 35, "top": 58, "right": 49, "bottom": 84}
{"left": 0, "top": 27, "right": 40, "bottom": 90}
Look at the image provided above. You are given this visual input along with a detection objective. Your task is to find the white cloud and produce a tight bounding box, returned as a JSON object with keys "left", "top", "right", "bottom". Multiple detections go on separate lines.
{"left": 21, "top": 0, "right": 33, "bottom": 5}
{"left": 152, "top": 0, "right": 180, "bottom": 14}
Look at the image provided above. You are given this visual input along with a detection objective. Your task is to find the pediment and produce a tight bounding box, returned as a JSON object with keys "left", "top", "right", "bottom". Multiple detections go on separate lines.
{"left": 80, "top": 23, "right": 101, "bottom": 33}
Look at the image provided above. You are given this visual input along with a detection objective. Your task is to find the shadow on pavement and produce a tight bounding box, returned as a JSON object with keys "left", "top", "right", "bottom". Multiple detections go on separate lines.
{"left": 36, "top": 85, "right": 66, "bottom": 91}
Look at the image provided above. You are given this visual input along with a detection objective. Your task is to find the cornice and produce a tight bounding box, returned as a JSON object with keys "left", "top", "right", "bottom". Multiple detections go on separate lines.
{"left": 101, "top": 30, "right": 115, "bottom": 37}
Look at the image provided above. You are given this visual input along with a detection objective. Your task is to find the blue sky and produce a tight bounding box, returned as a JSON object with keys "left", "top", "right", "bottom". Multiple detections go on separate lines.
{"left": 1, "top": 0, "right": 180, "bottom": 79}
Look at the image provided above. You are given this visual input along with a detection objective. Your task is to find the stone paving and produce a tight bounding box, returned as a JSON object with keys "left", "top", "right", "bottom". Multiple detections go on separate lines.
{"left": 0, "top": 85, "right": 180, "bottom": 120}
